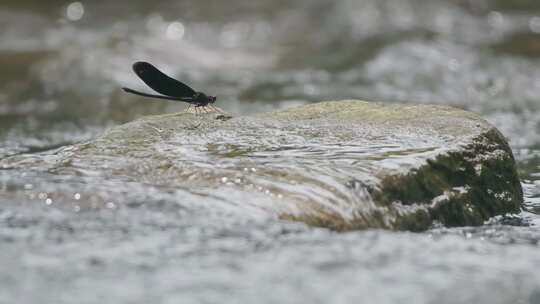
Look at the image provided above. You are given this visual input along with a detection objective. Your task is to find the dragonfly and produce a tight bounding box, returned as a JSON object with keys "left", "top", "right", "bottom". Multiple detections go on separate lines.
{"left": 122, "top": 61, "right": 222, "bottom": 114}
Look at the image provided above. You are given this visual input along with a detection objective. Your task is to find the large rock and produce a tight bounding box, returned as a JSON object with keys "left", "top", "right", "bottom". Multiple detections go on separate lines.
{"left": 1, "top": 100, "right": 523, "bottom": 230}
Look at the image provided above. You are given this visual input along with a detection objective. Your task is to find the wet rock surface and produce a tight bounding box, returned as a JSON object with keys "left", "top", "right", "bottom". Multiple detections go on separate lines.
{"left": 1, "top": 100, "right": 523, "bottom": 230}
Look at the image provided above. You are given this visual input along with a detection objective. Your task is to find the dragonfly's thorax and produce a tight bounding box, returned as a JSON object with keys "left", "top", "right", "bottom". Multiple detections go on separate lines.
{"left": 193, "top": 92, "right": 217, "bottom": 106}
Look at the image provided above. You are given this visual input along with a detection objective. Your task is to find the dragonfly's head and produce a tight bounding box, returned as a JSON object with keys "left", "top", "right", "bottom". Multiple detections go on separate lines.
{"left": 209, "top": 96, "right": 217, "bottom": 104}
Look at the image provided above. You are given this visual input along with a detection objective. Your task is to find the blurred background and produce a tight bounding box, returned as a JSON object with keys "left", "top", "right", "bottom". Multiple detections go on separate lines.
{"left": 2, "top": 0, "right": 540, "bottom": 210}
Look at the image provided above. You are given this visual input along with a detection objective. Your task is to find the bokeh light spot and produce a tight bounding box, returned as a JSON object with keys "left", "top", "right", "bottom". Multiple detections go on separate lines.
{"left": 166, "top": 21, "right": 186, "bottom": 40}
{"left": 529, "top": 16, "right": 540, "bottom": 33}
{"left": 66, "top": 2, "right": 85, "bottom": 21}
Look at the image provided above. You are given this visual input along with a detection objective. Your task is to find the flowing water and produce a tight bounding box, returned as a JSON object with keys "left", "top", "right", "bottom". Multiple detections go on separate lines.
{"left": 1, "top": 0, "right": 540, "bottom": 303}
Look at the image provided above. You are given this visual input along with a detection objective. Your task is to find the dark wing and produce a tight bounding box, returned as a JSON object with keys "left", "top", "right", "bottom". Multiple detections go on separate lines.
{"left": 132, "top": 61, "right": 196, "bottom": 98}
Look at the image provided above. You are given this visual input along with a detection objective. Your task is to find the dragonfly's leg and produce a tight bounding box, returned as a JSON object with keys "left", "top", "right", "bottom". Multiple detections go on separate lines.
{"left": 210, "top": 105, "right": 225, "bottom": 113}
